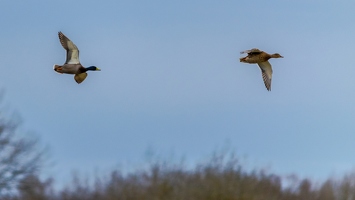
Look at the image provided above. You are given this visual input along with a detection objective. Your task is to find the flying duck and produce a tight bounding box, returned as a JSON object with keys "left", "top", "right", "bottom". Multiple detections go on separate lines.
{"left": 53, "top": 31, "right": 101, "bottom": 84}
{"left": 240, "top": 48, "right": 283, "bottom": 91}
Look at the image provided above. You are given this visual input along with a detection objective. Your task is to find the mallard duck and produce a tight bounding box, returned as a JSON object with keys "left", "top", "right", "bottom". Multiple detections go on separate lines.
{"left": 240, "top": 48, "right": 283, "bottom": 91}
{"left": 53, "top": 31, "right": 101, "bottom": 84}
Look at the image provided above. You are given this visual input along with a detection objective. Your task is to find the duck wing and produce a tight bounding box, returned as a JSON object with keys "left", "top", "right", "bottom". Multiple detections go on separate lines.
{"left": 257, "top": 61, "right": 273, "bottom": 91}
{"left": 74, "top": 73, "right": 88, "bottom": 84}
{"left": 240, "top": 48, "right": 262, "bottom": 55}
{"left": 58, "top": 32, "right": 80, "bottom": 64}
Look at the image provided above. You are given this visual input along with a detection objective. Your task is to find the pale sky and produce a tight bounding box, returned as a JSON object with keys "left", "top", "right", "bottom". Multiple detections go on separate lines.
{"left": 1, "top": 0, "right": 355, "bottom": 187}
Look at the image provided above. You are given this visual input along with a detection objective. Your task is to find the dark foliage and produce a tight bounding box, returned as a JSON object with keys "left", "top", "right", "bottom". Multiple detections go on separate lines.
{"left": 5, "top": 152, "right": 355, "bottom": 200}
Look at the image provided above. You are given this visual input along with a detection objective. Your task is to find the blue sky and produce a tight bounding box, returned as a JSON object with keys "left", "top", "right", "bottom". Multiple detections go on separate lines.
{"left": 1, "top": 0, "right": 355, "bottom": 187}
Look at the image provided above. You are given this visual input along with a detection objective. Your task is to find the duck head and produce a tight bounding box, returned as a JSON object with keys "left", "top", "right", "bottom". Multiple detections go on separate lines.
{"left": 85, "top": 66, "right": 101, "bottom": 71}
{"left": 271, "top": 53, "right": 283, "bottom": 58}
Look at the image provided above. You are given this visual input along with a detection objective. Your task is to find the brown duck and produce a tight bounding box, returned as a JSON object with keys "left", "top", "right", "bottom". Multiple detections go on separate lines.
{"left": 240, "top": 48, "right": 283, "bottom": 91}
{"left": 53, "top": 32, "right": 101, "bottom": 84}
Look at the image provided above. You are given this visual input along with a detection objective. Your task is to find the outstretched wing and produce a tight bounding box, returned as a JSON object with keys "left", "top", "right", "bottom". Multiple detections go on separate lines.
{"left": 240, "top": 48, "right": 262, "bottom": 55}
{"left": 58, "top": 32, "right": 80, "bottom": 64}
{"left": 74, "top": 73, "right": 88, "bottom": 84}
{"left": 257, "top": 61, "right": 273, "bottom": 91}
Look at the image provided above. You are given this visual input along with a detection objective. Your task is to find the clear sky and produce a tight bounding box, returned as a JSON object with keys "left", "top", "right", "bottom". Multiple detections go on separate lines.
{"left": 1, "top": 0, "right": 355, "bottom": 187}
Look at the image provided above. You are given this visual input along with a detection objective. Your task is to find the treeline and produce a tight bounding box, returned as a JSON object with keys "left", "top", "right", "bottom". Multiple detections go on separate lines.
{"left": 4, "top": 153, "right": 355, "bottom": 200}
{"left": 1, "top": 98, "right": 352, "bottom": 199}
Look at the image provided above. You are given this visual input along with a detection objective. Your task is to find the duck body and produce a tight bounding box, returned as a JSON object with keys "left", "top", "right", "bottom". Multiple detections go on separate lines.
{"left": 240, "top": 48, "right": 283, "bottom": 91}
{"left": 240, "top": 53, "right": 271, "bottom": 63}
{"left": 54, "top": 32, "right": 100, "bottom": 84}
{"left": 54, "top": 64, "right": 98, "bottom": 75}
{"left": 54, "top": 63, "right": 83, "bottom": 74}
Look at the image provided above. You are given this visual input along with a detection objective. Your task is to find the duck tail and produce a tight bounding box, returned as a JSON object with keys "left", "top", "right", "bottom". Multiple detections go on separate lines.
{"left": 53, "top": 65, "right": 63, "bottom": 74}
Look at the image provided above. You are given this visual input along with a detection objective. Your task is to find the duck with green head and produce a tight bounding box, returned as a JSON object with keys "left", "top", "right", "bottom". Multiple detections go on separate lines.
{"left": 53, "top": 31, "right": 101, "bottom": 84}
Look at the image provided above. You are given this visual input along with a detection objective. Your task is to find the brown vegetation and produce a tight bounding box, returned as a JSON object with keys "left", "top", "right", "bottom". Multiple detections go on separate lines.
{"left": 5, "top": 152, "right": 355, "bottom": 200}
{"left": 0, "top": 102, "right": 353, "bottom": 200}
